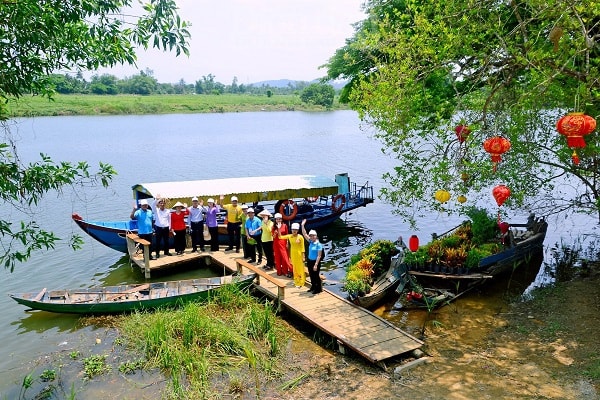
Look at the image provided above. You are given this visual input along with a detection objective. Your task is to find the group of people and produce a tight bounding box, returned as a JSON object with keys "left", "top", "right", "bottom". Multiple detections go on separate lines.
{"left": 130, "top": 196, "right": 224, "bottom": 259}
{"left": 130, "top": 195, "right": 324, "bottom": 294}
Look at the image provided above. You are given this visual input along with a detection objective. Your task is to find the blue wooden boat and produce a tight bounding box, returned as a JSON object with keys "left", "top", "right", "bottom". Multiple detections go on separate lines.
{"left": 72, "top": 173, "right": 374, "bottom": 253}
{"left": 9, "top": 273, "right": 256, "bottom": 314}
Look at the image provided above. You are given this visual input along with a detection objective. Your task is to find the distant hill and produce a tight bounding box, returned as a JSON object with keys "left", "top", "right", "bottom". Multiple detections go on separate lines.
{"left": 250, "top": 79, "right": 348, "bottom": 90}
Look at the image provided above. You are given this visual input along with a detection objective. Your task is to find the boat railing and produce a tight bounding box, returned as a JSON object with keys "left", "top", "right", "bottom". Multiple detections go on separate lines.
{"left": 345, "top": 181, "right": 374, "bottom": 205}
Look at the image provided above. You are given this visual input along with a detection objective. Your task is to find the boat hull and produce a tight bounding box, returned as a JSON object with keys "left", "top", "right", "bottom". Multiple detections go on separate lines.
{"left": 9, "top": 274, "right": 255, "bottom": 314}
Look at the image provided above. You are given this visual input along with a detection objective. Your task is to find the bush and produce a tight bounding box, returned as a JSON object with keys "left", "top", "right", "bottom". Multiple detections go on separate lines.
{"left": 465, "top": 207, "right": 499, "bottom": 245}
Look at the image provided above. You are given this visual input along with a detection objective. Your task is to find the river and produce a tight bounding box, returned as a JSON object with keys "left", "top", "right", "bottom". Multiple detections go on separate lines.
{"left": 0, "top": 110, "right": 597, "bottom": 395}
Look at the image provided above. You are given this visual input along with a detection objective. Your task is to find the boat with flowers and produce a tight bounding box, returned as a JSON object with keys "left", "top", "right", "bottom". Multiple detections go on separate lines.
{"left": 396, "top": 209, "right": 548, "bottom": 299}
{"left": 72, "top": 173, "right": 374, "bottom": 253}
{"left": 342, "top": 239, "right": 405, "bottom": 309}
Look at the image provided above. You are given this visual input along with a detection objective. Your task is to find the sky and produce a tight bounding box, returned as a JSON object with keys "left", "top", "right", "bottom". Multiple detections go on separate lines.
{"left": 96, "top": 0, "right": 366, "bottom": 85}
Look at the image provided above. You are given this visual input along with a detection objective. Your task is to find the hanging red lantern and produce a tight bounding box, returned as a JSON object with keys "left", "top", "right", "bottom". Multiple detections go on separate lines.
{"left": 498, "top": 221, "right": 510, "bottom": 234}
{"left": 454, "top": 125, "right": 471, "bottom": 143}
{"left": 408, "top": 235, "right": 420, "bottom": 252}
{"left": 483, "top": 137, "right": 511, "bottom": 172}
{"left": 492, "top": 184, "right": 511, "bottom": 207}
{"left": 556, "top": 112, "right": 596, "bottom": 165}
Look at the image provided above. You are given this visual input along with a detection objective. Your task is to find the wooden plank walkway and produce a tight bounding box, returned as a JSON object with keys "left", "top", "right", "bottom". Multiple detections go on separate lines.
{"left": 124, "top": 235, "right": 423, "bottom": 365}
{"left": 210, "top": 252, "right": 424, "bottom": 365}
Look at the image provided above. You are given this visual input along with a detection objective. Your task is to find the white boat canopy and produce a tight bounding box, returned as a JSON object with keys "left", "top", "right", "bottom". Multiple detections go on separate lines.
{"left": 132, "top": 175, "right": 341, "bottom": 205}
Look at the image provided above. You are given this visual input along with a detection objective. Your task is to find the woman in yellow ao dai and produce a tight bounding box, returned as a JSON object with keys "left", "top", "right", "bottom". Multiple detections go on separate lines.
{"left": 280, "top": 222, "right": 305, "bottom": 288}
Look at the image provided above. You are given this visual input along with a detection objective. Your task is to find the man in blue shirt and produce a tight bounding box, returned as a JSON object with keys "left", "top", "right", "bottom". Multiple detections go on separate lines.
{"left": 130, "top": 199, "right": 155, "bottom": 260}
{"left": 244, "top": 208, "right": 263, "bottom": 264}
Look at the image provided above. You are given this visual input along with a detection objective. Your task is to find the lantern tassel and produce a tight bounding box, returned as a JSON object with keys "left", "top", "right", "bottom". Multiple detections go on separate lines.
{"left": 572, "top": 150, "right": 580, "bottom": 165}
{"left": 566, "top": 135, "right": 586, "bottom": 148}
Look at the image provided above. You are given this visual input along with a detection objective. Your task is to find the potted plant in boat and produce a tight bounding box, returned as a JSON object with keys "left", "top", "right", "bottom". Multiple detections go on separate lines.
{"left": 407, "top": 207, "right": 503, "bottom": 274}
{"left": 342, "top": 240, "right": 398, "bottom": 297}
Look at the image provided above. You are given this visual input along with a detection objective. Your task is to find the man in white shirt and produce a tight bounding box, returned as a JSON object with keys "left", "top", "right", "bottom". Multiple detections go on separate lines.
{"left": 153, "top": 198, "right": 172, "bottom": 257}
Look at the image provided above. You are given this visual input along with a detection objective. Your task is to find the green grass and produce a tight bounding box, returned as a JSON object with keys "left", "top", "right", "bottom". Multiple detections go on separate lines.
{"left": 6, "top": 93, "right": 348, "bottom": 117}
{"left": 118, "top": 283, "right": 288, "bottom": 399}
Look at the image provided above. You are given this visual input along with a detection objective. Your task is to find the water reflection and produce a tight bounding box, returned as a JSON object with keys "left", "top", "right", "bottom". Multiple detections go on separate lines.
{"left": 11, "top": 311, "right": 81, "bottom": 335}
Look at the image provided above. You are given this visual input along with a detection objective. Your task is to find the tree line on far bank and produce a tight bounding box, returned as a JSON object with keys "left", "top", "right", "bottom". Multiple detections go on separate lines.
{"left": 50, "top": 70, "right": 336, "bottom": 107}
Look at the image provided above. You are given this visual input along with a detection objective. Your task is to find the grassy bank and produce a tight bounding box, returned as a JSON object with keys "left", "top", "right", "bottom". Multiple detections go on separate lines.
{"left": 117, "top": 284, "right": 289, "bottom": 399}
{"left": 6, "top": 93, "right": 349, "bottom": 117}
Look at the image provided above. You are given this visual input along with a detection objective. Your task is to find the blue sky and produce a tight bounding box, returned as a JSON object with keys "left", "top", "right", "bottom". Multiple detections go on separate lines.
{"left": 96, "top": 0, "right": 366, "bottom": 85}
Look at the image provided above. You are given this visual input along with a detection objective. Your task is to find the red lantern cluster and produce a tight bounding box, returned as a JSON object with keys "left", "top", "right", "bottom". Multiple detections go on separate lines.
{"left": 556, "top": 112, "right": 597, "bottom": 165}
{"left": 483, "top": 137, "right": 511, "bottom": 172}
{"left": 454, "top": 125, "right": 471, "bottom": 143}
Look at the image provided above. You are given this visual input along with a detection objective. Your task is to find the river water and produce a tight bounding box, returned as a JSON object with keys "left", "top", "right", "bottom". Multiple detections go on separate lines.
{"left": 1, "top": 110, "right": 598, "bottom": 394}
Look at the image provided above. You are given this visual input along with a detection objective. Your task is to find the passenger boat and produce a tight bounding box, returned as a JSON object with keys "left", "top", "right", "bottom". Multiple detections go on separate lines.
{"left": 72, "top": 173, "right": 374, "bottom": 253}
{"left": 9, "top": 273, "right": 256, "bottom": 314}
{"left": 396, "top": 214, "right": 548, "bottom": 299}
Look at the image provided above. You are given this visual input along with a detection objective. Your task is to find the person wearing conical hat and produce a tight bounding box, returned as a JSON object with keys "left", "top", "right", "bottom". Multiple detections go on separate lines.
{"left": 258, "top": 209, "right": 274, "bottom": 270}
{"left": 171, "top": 201, "right": 188, "bottom": 255}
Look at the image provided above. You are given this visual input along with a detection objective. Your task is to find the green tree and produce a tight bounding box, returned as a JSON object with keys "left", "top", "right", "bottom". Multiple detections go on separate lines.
{"left": 326, "top": 0, "right": 600, "bottom": 226}
{"left": 300, "top": 83, "right": 335, "bottom": 108}
{"left": 120, "top": 71, "right": 159, "bottom": 95}
{"left": 90, "top": 74, "right": 119, "bottom": 94}
{"left": 0, "top": 0, "right": 190, "bottom": 270}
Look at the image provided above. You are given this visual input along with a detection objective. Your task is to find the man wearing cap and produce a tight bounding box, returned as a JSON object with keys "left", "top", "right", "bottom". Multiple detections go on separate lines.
{"left": 205, "top": 198, "right": 221, "bottom": 252}
{"left": 222, "top": 195, "right": 243, "bottom": 252}
{"left": 130, "top": 199, "right": 155, "bottom": 260}
{"left": 244, "top": 208, "right": 263, "bottom": 264}
{"left": 188, "top": 197, "right": 206, "bottom": 252}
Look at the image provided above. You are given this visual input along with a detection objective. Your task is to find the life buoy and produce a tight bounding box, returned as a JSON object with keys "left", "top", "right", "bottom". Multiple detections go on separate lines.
{"left": 331, "top": 194, "right": 346, "bottom": 212}
{"left": 279, "top": 199, "right": 298, "bottom": 221}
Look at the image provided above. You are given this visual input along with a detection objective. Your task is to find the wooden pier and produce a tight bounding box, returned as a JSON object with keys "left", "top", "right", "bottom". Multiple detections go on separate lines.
{"left": 125, "top": 234, "right": 423, "bottom": 365}
{"left": 210, "top": 252, "right": 424, "bottom": 366}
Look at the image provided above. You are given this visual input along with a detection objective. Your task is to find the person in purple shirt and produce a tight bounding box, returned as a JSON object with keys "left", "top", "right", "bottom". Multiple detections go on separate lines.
{"left": 205, "top": 198, "right": 221, "bottom": 252}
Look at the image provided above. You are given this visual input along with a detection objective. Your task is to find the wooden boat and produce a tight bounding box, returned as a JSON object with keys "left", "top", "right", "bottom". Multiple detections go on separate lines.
{"left": 72, "top": 173, "right": 374, "bottom": 253}
{"left": 397, "top": 214, "right": 548, "bottom": 297}
{"left": 350, "top": 253, "right": 408, "bottom": 309}
{"left": 9, "top": 273, "right": 256, "bottom": 314}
